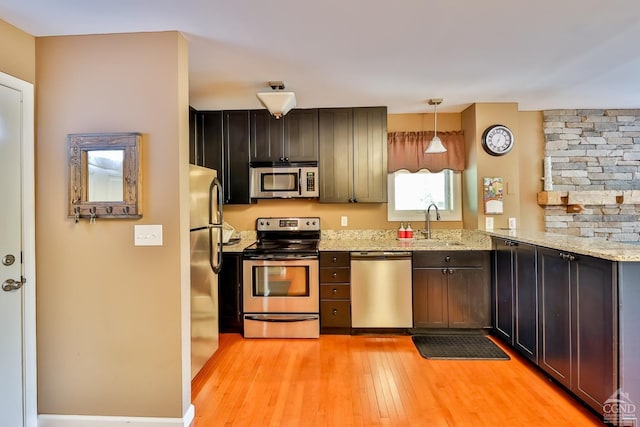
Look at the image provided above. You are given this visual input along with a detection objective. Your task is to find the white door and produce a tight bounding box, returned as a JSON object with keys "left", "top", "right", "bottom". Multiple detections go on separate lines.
{"left": 0, "top": 83, "right": 27, "bottom": 426}
{"left": 0, "top": 76, "right": 35, "bottom": 426}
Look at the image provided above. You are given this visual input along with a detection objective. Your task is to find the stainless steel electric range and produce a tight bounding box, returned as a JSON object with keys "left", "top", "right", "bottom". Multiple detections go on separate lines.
{"left": 242, "top": 217, "right": 320, "bottom": 338}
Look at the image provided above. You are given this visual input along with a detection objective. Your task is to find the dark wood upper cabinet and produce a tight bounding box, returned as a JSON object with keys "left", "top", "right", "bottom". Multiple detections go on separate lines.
{"left": 352, "top": 107, "right": 387, "bottom": 203}
{"left": 318, "top": 108, "right": 354, "bottom": 202}
{"left": 223, "top": 110, "right": 251, "bottom": 204}
{"left": 189, "top": 106, "right": 198, "bottom": 165}
{"left": 250, "top": 108, "right": 318, "bottom": 163}
{"left": 201, "top": 111, "right": 223, "bottom": 171}
{"left": 319, "top": 106, "right": 387, "bottom": 203}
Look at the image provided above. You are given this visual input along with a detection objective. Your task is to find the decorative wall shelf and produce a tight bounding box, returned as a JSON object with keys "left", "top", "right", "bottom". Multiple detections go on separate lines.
{"left": 537, "top": 190, "right": 640, "bottom": 213}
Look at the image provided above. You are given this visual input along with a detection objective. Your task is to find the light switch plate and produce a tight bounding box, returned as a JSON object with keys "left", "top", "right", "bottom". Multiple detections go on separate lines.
{"left": 341, "top": 216, "right": 348, "bottom": 226}
{"left": 134, "top": 225, "right": 163, "bottom": 246}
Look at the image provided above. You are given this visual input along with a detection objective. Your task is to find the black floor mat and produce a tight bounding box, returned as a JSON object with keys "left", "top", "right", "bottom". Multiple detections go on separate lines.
{"left": 411, "top": 335, "right": 510, "bottom": 360}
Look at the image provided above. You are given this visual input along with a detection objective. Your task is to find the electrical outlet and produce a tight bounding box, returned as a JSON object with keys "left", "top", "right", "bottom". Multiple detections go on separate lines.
{"left": 134, "top": 224, "right": 163, "bottom": 246}
{"left": 485, "top": 217, "right": 494, "bottom": 231}
{"left": 508, "top": 217, "right": 517, "bottom": 230}
{"left": 341, "top": 216, "right": 348, "bottom": 227}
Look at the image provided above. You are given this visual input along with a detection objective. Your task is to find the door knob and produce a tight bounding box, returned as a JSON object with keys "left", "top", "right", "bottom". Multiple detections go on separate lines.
{"left": 2, "top": 277, "right": 26, "bottom": 292}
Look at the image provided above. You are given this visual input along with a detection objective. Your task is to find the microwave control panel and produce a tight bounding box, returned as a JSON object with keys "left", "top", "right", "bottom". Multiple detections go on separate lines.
{"left": 306, "top": 171, "right": 316, "bottom": 191}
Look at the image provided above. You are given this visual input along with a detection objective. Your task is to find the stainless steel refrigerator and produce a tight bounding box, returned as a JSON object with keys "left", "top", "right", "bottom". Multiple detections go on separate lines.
{"left": 189, "top": 164, "right": 223, "bottom": 379}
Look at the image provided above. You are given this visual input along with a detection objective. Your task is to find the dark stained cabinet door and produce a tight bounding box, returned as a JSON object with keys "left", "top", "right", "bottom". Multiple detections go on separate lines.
{"left": 284, "top": 109, "right": 319, "bottom": 162}
{"left": 352, "top": 107, "right": 387, "bottom": 203}
{"left": 448, "top": 268, "right": 489, "bottom": 328}
{"left": 493, "top": 239, "right": 514, "bottom": 342}
{"left": 319, "top": 108, "right": 354, "bottom": 202}
{"left": 538, "top": 247, "right": 572, "bottom": 389}
{"left": 201, "top": 111, "right": 223, "bottom": 171}
{"left": 413, "top": 269, "right": 449, "bottom": 328}
{"left": 189, "top": 106, "right": 198, "bottom": 165}
{"left": 219, "top": 253, "right": 243, "bottom": 333}
{"left": 250, "top": 109, "right": 284, "bottom": 162}
{"left": 514, "top": 242, "right": 538, "bottom": 362}
{"left": 190, "top": 108, "right": 223, "bottom": 170}
{"left": 572, "top": 255, "right": 617, "bottom": 413}
{"left": 223, "top": 111, "right": 251, "bottom": 204}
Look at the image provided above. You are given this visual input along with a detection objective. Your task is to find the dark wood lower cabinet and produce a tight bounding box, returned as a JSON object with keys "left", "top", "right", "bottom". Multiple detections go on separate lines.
{"left": 413, "top": 251, "right": 490, "bottom": 329}
{"left": 320, "top": 252, "right": 351, "bottom": 334}
{"left": 492, "top": 239, "right": 538, "bottom": 363}
{"left": 537, "top": 247, "right": 617, "bottom": 415}
{"left": 218, "top": 252, "right": 243, "bottom": 334}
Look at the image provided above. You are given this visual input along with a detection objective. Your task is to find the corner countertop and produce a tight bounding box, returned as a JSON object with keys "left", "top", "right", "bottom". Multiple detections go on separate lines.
{"left": 487, "top": 229, "right": 640, "bottom": 262}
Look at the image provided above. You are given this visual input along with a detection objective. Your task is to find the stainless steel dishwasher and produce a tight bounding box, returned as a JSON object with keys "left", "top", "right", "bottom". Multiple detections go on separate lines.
{"left": 350, "top": 252, "right": 413, "bottom": 328}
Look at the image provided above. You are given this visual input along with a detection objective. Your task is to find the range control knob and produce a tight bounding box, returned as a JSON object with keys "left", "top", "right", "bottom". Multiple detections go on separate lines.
{"left": 259, "top": 221, "right": 264, "bottom": 226}
{"left": 306, "top": 221, "right": 310, "bottom": 226}
{"left": 266, "top": 221, "right": 270, "bottom": 226}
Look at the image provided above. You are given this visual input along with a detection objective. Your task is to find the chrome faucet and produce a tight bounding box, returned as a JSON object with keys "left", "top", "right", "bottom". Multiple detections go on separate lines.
{"left": 425, "top": 203, "right": 441, "bottom": 239}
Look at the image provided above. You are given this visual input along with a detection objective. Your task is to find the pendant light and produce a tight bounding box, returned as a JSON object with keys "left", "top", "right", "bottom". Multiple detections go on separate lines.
{"left": 256, "top": 81, "right": 296, "bottom": 119}
{"left": 425, "top": 98, "right": 447, "bottom": 153}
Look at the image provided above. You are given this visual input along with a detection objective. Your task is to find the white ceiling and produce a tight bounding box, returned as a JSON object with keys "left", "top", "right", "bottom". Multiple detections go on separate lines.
{"left": 2, "top": 0, "right": 640, "bottom": 113}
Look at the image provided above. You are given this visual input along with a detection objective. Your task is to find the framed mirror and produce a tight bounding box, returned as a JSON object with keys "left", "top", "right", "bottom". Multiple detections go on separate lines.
{"left": 68, "top": 132, "right": 142, "bottom": 220}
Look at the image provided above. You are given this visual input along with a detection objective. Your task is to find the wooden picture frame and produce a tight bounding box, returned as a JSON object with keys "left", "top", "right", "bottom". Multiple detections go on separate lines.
{"left": 68, "top": 132, "right": 142, "bottom": 220}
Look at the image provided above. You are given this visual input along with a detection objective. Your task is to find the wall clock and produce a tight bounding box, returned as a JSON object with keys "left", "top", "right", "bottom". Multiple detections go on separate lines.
{"left": 481, "top": 124, "right": 514, "bottom": 156}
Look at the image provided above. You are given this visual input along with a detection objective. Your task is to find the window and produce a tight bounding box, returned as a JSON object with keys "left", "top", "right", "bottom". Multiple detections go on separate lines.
{"left": 387, "top": 169, "right": 462, "bottom": 222}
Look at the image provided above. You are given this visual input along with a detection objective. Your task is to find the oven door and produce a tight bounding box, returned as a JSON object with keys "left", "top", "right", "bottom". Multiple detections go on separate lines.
{"left": 243, "top": 258, "right": 319, "bottom": 314}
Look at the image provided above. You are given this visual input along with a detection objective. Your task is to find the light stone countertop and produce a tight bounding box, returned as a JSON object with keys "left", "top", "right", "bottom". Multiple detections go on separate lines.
{"left": 221, "top": 228, "right": 640, "bottom": 262}
{"left": 487, "top": 229, "right": 640, "bottom": 262}
{"left": 319, "top": 229, "right": 492, "bottom": 252}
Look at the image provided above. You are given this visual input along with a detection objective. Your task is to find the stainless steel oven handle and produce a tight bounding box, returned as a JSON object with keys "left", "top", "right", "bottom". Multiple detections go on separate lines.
{"left": 245, "top": 314, "right": 319, "bottom": 323}
{"left": 243, "top": 254, "right": 318, "bottom": 260}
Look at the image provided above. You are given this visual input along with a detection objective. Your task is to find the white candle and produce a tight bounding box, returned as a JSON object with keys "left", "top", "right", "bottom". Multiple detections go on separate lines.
{"left": 543, "top": 156, "right": 553, "bottom": 191}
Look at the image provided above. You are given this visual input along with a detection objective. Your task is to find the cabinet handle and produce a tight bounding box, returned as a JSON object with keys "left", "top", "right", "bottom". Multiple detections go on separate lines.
{"left": 444, "top": 256, "right": 451, "bottom": 263}
{"left": 284, "top": 157, "right": 289, "bottom": 162}
{"left": 448, "top": 268, "right": 454, "bottom": 275}
{"left": 332, "top": 257, "right": 337, "bottom": 263}
{"left": 560, "top": 252, "right": 576, "bottom": 262}
{"left": 442, "top": 269, "right": 448, "bottom": 275}
{"left": 332, "top": 272, "right": 337, "bottom": 278}
{"left": 332, "top": 288, "right": 338, "bottom": 294}
{"left": 332, "top": 309, "right": 338, "bottom": 315}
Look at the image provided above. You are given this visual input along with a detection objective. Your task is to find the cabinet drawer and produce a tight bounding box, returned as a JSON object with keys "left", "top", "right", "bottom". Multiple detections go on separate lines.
{"left": 413, "top": 251, "right": 488, "bottom": 268}
{"left": 320, "top": 267, "right": 350, "bottom": 283}
{"left": 320, "top": 251, "right": 350, "bottom": 267}
{"left": 321, "top": 300, "right": 351, "bottom": 327}
{"left": 320, "top": 284, "right": 351, "bottom": 299}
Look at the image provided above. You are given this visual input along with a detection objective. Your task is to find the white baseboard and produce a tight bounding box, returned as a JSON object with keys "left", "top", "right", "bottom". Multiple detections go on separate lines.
{"left": 38, "top": 404, "right": 194, "bottom": 427}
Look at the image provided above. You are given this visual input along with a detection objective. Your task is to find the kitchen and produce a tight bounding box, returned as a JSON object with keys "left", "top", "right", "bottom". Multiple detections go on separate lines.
{"left": 192, "top": 100, "right": 640, "bottom": 425}
{"left": 2, "top": 2, "right": 640, "bottom": 427}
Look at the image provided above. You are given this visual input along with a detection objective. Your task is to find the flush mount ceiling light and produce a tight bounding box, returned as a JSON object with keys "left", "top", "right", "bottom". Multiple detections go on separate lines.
{"left": 425, "top": 98, "right": 447, "bottom": 154}
{"left": 256, "top": 81, "right": 296, "bottom": 119}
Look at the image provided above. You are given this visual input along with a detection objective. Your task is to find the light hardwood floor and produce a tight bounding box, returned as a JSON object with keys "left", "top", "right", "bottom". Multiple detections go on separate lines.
{"left": 192, "top": 333, "right": 604, "bottom": 426}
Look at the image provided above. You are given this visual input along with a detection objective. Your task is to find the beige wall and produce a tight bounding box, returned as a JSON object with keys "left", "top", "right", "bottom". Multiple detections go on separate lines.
{"left": 0, "top": 19, "right": 36, "bottom": 83}
{"left": 35, "top": 32, "right": 190, "bottom": 418}
{"left": 518, "top": 111, "right": 545, "bottom": 230}
{"left": 461, "top": 104, "right": 544, "bottom": 231}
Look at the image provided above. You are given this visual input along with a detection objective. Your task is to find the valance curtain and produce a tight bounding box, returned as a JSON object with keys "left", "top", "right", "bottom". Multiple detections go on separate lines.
{"left": 387, "top": 131, "right": 466, "bottom": 173}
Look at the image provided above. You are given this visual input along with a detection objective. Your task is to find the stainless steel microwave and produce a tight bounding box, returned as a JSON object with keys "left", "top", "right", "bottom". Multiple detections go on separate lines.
{"left": 250, "top": 165, "right": 319, "bottom": 199}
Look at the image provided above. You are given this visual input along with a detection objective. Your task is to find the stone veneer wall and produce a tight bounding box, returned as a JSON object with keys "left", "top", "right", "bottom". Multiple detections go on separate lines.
{"left": 543, "top": 109, "right": 640, "bottom": 242}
